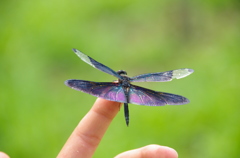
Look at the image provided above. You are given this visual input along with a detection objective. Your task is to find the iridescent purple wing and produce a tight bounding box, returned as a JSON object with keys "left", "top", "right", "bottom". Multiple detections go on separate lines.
{"left": 130, "top": 68, "right": 194, "bottom": 82}
{"left": 65, "top": 79, "right": 127, "bottom": 103}
{"left": 129, "top": 84, "right": 189, "bottom": 106}
{"left": 72, "top": 49, "right": 123, "bottom": 79}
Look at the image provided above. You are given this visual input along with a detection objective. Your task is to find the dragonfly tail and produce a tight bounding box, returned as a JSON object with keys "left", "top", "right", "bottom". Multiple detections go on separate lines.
{"left": 124, "top": 103, "right": 129, "bottom": 126}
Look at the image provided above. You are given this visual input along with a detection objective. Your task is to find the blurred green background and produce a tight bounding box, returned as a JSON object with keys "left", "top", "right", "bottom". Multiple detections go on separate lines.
{"left": 1, "top": 0, "right": 240, "bottom": 157}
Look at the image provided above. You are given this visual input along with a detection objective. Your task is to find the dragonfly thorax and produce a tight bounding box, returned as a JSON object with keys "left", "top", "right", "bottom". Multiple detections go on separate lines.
{"left": 117, "top": 70, "right": 131, "bottom": 87}
{"left": 118, "top": 76, "right": 131, "bottom": 88}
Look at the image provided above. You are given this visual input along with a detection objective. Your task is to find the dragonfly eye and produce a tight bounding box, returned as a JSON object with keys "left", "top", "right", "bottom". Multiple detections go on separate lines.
{"left": 117, "top": 70, "right": 127, "bottom": 76}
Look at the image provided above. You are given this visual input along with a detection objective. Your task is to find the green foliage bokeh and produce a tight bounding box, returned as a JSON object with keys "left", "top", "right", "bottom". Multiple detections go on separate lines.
{"left": 1, "top": 0, "right": 240, "bottom": 157}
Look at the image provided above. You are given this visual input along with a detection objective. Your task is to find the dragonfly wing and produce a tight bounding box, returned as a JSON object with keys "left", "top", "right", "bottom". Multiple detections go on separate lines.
{"left": 72, "top": 49, "right": 123, "bottom": 79}
{"left": 130, "top": 68, "right": 194, "bottom": 82}
{"left": 129, "top": 84, "right": 189, "bottom": 106}
{"left": 65, "top": 79, "right": 127, "bottom": 103}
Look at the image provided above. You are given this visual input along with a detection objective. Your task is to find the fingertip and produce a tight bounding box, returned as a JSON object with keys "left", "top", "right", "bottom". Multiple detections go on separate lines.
{"left": 115, "top": 145, "right": 178, "bottom": 158}
{"left": 141, "top": 145, "right": 178, "bottom": 158}
{"left": 95, "top": 97, "right": 120, "bottom": 106}
{"left": 161, "top": 146, "right": 178, "bottom": 158}
{"left": 0, "top": 152, "right": 10, "bottom": 158}
{"left": 92, "top": 98, "right": 121, "bottom": 117}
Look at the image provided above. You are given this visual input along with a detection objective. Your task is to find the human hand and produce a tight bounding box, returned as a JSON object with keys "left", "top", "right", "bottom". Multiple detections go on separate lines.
{"left": 57, "top": 98, "right": 178, "bottom": 158}
{"left": 0, "top": 98, "right": 177, "bottom": 158}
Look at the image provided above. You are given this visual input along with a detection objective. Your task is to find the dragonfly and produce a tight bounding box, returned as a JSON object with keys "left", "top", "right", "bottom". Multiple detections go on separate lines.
{"left": 65, "top": 49, "right": 194, "bottom": 126}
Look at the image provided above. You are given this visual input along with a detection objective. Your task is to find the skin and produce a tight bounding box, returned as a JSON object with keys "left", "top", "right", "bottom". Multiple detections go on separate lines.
{"left": 0, "top": 98, "right": 178, "bottom": 158}
{"left": 0, "top": 152, "right": 9, "bottom": 158}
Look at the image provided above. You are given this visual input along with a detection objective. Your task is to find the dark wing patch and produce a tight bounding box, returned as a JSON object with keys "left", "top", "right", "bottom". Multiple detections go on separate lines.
{"left": 65, "top": 79, "right": 127, "bottom": 103}
{"left": 129, "top": 84, "right": 189, "bottom": 106}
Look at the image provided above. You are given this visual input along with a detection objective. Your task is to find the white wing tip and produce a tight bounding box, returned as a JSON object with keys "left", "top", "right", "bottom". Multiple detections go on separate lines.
{"left": 173, "top": 68, "right": 194, "bottom": 79}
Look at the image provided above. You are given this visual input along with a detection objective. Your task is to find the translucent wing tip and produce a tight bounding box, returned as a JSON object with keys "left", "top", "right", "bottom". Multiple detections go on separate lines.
{"left": 71, "top": 48, "right": 94, "bottom": 67}
{"left": 172, "top": 68, "right": 194, "bottom": 79}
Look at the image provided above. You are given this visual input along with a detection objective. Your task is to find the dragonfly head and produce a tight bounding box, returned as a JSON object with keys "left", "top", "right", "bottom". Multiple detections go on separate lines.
{"left": 117, "top": 70, "right": 127, "bottom": 76}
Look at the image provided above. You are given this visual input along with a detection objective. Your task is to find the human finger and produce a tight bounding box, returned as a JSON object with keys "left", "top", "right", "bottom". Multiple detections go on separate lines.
{"left": 114, "top": 144, "right": 178, "bottom": 158}
{"left": 0, "top": 152, "right": 10, "bottom": 158}
{"left": 57, "top": 98, "right": 121, "bottom": 158}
